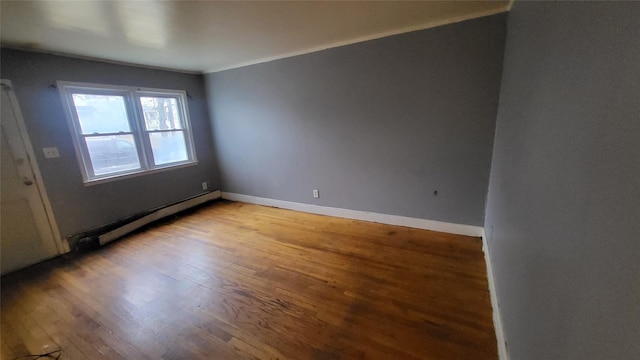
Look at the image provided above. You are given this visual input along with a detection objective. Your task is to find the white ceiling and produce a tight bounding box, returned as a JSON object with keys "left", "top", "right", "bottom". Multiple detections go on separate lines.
{"left": 1, "top": 1, "right": 510, "bottom": 74}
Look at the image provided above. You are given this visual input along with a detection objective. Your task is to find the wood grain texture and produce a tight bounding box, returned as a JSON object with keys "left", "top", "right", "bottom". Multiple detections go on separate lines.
{"left": 1, "top": 200, "right": 497, "bottom": 359}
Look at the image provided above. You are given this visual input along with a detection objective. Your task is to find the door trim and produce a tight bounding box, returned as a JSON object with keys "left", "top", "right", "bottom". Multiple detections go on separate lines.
{"left": 1, "top": 79, "right": 70, "bottom": 254}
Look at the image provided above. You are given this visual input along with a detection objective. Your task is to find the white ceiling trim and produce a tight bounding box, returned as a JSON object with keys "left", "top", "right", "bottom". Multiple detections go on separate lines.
{"left": 208, "top": 6, "right": 510, "bottom": 74}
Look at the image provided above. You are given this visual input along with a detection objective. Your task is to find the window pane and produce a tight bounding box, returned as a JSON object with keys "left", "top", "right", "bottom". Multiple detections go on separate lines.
{"left": 72, "top": 94, "right": 131, "bottom": 134}
{"left": 86, "top": 135, "right": 141, "bottom": 176}
{"left": 149, "top": 131, "right": 188, "bottom": 165}
{"left": 140, "top": 97, "right": 183, "bottom": 130}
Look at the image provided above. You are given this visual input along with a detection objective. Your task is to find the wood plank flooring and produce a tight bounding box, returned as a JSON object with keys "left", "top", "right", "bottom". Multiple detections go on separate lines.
{"left": 1, "top": 200, "right": 497, "bottom": 359}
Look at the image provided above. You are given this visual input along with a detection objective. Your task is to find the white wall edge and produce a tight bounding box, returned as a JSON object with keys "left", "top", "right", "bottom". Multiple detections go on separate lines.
{"left": 99, "top": 190, "right": 221, "bottom": 246}
{"left": 482, "top": 230, "right": 509, "bottom": 360}
{"left": 221, "top": 192, "right": 483, "bottom": 237}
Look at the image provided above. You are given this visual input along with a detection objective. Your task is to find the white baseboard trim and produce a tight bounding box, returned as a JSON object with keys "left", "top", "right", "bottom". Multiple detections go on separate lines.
{"left": 482, "top": 231, "right": 509, "bottom": 360}
{"left": 221, "top": 192, "right": 483, "bottom": 237}
{"left": 99, "top": 190, "right": 221, "bottom": 246}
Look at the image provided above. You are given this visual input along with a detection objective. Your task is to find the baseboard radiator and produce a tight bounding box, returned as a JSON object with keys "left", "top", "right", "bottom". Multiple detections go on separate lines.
{"left": 70, "top": 190, "right": 221, "bottom": 250}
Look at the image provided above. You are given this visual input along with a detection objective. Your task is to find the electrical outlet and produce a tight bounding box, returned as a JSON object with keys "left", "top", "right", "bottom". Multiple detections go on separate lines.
{"left": 201, "top": 182, "right": 208, "bottom": 190}
{"left": 42, "top": 147, "right": 60, "bottom": 158}
{"left": 313, "top": 189, "right": 319, "bottom": 198}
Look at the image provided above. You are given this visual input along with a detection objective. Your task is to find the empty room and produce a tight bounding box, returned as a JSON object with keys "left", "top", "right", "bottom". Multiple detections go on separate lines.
{"left": 1, "top": 1, "right": 638, "bottom": 359}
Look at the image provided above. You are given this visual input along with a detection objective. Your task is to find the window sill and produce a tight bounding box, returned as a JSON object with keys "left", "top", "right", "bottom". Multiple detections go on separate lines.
{"left": 83, "top": 161, "right": 198, "bottom": 186}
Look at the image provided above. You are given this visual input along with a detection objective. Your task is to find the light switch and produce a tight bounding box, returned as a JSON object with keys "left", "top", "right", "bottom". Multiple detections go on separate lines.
{"left": 43, "top": 147, "right": 60, "bottom": 158}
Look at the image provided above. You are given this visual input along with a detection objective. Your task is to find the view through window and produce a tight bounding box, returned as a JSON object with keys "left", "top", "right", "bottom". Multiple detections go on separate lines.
{"left": 59, "top": 83, "right": 197, "bottom": 183}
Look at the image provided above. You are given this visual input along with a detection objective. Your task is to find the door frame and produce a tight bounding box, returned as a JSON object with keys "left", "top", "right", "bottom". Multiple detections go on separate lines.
{"left": 1, "top": 79, "right": 69, "bottom": 255}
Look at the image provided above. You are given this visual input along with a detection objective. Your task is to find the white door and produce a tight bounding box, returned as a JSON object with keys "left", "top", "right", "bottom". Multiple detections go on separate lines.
{"left": 1, "top": 80, "right": 62, "bottom": 274}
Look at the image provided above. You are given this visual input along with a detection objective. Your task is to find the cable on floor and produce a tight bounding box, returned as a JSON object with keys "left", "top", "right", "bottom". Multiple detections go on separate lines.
{"left": 12, "top": 349, "right": 62, "bottom": 360}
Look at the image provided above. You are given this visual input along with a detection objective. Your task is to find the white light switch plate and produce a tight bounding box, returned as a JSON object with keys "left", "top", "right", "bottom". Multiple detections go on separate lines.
{"left": 43, "top": 147, "right": 60, "bottom": 158}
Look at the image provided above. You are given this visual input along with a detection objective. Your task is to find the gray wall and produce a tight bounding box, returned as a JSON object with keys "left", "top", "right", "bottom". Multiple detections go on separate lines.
{"left": 207, "top": 14, "right": 506, "bottom": 226}
{"left": 1, "top": 49, "right": 219, "bottom": 239}
{"left": 485, "top": 2, "right": 640, "bottom": 359}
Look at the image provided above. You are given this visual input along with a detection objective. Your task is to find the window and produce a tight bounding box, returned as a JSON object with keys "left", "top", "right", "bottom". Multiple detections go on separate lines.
{"left": 58, "top": 82, "right": 197, "bottom": 183}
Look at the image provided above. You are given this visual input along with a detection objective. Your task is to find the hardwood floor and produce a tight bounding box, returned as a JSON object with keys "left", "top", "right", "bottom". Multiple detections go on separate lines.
{"left": 1, "top": 200, "right": 497, "bottom": 359}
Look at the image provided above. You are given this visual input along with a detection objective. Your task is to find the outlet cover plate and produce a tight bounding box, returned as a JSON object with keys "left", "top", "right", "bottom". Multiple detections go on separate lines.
{"left": 43, "top": 147, "right": 60, "bottom": 158}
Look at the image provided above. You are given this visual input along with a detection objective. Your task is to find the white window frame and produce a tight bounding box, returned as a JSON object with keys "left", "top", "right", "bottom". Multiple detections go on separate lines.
{"left": 58, "top": 81, "right": 198, "bottom": 185}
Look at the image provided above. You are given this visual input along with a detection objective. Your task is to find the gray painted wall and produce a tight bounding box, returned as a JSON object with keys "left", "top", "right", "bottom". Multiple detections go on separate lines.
{"left": 485, "top": 2, "right": 640, "bottom": 359}
{"left": 1, "top": 49, "right": 219, "bottom": 239}
{"left": 207, "top": 14, "right": 506, "bottom": 227}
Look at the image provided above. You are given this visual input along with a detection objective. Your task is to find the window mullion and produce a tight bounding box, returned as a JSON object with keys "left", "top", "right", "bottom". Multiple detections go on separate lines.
{"left": 178, "top": 94, "right": 197, "bottom": 162}
{"left": 145, "top": 129, "right": 183, "bottom": 134}
{"left": 128, "top": 92, "right": 153, "bottom": 170}
{"left": 81, "top": 131, "right": 135, "bottom": 137}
